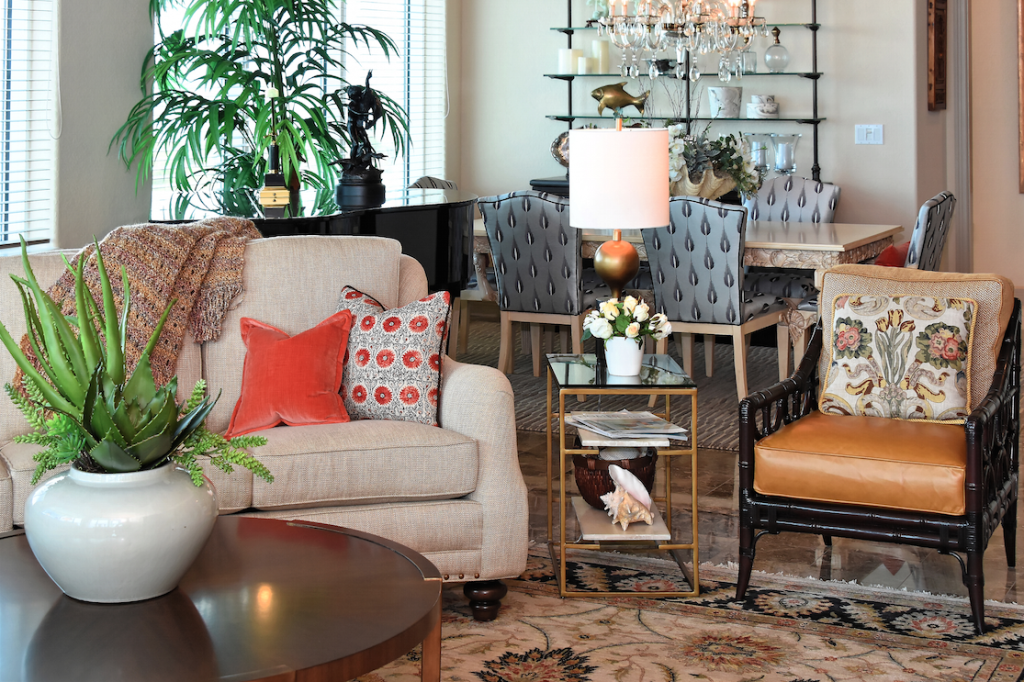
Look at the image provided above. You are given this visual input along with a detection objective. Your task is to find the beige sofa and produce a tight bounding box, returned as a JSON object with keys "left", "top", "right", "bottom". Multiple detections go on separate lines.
{"left": 0, "top": 235, "right": 528, "bottom": 618}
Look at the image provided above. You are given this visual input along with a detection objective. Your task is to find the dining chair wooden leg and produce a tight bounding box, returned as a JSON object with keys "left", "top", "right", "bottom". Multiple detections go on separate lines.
{"left": 793, "top": 325, "right": 811, "bottom": 369}
{"left": 520, "top": 325, "right": 530, "bottom": 356}
{"left": 498, "top": 312, "right": 514, "bottom": 374}
{"left": 560, "top": 328, "right": 569, "bottom": 353}
{"left": 571, "top": 317, "right": 586, "bottom": 403}
{"left": 531, "top": 324, "right": 543, "bottom": 377}
{"left": 571, "top": 317, "right": 584, "bottom": 355}
{"left": 704, "top": 335, "right": 715, "bottom": 377}
{"left": 678, "top": 332, "right": 695, "bottom": 377}
{"left": 777, "top": 323, "right": 791, "bottom": 380}
{"left": 447, "top": 297, "right": 461, "bottom": 361}
{"left": 732, "top": 328, "right": 749, "bottom": 401}
{"left": 458, "top": 298, "right": 471, "bottom": 354}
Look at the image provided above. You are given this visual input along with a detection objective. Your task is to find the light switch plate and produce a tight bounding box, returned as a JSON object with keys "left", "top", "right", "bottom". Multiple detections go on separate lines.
{"left": 855, "top": 124, "right": 884, "bottom": 145}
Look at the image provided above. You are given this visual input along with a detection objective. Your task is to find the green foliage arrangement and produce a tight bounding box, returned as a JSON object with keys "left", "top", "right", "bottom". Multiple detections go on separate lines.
{"left": 668, "top": 121, "right": 762, "bottom": 199}
{"left": 112, "top": 0, "right": 410, "bottom": 197}
{"left": 0, "top": 238, "right": 272, "bottom": 487}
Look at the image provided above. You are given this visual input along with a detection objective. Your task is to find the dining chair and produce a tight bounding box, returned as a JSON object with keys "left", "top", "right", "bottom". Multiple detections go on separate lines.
{"left": 744, "top": 176, "right": 841, "bottom": 224}
{"left": 788, "top": 191, "right": 959, "bottom": 374}
{"left": 478, "top": 190, "right": 587, "bottom": 376}
{"left": 738, "top": 264, "right": 1019, "bottom": 634}
{"left": 875, "top": 191, "right": 957, "bottom": 270}
{"left": 744, "top": 176, "right": 841, "bottom": 376}
{"left": 408, "top": 176, "right": 459, "bottom": 190}
{"left": 643, "top": 196, "right": 788, "bottom": 401}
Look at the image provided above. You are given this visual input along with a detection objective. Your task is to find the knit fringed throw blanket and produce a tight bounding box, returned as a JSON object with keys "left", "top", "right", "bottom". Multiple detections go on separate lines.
{"left": 14, "top": 216, "right": 261, "bottom": 392}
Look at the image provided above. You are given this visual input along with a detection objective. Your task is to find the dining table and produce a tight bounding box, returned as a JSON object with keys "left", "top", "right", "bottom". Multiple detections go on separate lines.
{"left": 468, "top": 219, "right": 903, "bottom": 300}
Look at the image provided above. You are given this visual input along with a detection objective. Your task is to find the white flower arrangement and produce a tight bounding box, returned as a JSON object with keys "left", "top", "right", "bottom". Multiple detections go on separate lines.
{"left": 583, "top": 296, "right": 672, "bottom": 345}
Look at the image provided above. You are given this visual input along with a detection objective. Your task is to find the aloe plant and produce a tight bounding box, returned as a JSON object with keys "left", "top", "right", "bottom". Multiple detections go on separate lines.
{"left": 0, "top": 238, "right": 272, "bottom": 486}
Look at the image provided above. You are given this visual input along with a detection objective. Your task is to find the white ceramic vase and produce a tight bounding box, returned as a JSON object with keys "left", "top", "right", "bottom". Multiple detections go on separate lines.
{"left": 605, "top": 336, "right": 644, "bottom": 376}
{"left": 708, "top": 86, "right": 742, "bottom": 119}
{"left": 24, "top": 463, "right": 218, "bottom": 603}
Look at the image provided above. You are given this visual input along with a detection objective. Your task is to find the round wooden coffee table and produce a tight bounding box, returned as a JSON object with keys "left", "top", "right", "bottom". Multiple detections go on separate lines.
{"left": 0, "top": 517, "right": 441, "bottom": 682}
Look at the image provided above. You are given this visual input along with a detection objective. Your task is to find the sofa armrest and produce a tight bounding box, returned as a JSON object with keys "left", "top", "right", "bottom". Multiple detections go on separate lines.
{"left": 439, "top": 357, "right": 528, "bottom": 580}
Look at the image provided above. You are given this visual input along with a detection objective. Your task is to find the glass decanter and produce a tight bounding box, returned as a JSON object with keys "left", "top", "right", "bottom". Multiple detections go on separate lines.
{"left": 764, "top": 26, "right": 789, "bottom": 73}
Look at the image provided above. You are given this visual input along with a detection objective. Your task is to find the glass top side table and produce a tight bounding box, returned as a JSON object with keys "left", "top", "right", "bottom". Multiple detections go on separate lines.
{"left": 545, "top": 353, "right": 700, "bottom": 598}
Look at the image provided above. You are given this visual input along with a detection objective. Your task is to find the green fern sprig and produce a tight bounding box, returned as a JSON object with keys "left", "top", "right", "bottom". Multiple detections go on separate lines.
{"left": 4, "top": 382, "right": 46, "bottom": 430}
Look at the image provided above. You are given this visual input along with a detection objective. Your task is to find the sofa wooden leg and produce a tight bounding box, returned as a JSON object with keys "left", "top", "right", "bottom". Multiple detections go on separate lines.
{"left": 1003, "top": 501, "right": 1017, "bottom": 567}
{"left": 966, "top": 552, "right": 985, "bottom": 634}
{"left": 464, "top": 580, "right": 508, "bottom": 622}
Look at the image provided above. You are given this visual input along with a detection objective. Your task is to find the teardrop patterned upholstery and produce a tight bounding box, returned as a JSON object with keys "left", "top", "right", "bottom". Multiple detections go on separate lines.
{"left": 408, "top": 176, "right": 459, "bottom": 190}
{"left": 905, "top": 191, "right": 956, "bottom": 271}
{"left": 744, "top": 176, "right": 840, "bottom": 224}
{"left": 478, "top": 191, "right": 584, "bottom": 316}
{"left": 643, "top": 196, "right": 786, "bottom": 324}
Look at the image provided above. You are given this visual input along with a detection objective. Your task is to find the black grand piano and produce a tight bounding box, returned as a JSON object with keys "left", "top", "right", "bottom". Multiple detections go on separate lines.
{"left": 152, "top": 187, "right": 477, "bottom": 298}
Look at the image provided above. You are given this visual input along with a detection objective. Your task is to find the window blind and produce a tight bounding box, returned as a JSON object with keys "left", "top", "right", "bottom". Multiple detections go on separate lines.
{"left": 343, "top": 0, "right": 447, "bottom": 192}
{"left": 0, "top": 0, "right": 55, "bottom": 248}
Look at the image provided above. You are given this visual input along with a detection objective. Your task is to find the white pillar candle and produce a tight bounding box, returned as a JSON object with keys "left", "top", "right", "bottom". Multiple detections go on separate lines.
{"left": 578, "top": 57, "right": 595, "bottom": 74}
{"left": 592, "top": 39, "right": 610, "bottom": 74}
{"left": 558, "top": 48, "right": 575, "bottom": 74}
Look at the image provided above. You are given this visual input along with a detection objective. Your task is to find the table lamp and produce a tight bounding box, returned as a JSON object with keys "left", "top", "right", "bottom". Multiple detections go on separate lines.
{"left": 569, "top": 123, "right": 669, "bottom": 300}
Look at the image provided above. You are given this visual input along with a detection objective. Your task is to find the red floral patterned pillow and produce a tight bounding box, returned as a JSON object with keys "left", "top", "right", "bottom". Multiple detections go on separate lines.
{"left": 336, "top": 286, "right": 451, "bottom": 425}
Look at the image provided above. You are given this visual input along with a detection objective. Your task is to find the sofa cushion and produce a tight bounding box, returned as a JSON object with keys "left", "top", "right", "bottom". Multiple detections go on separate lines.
{"left": 0, "top": 453, "right": 10, "bottom": 531}
{"left": 0, "top": 441, "right": 68, "bottom": 526}
{"left": 754, "top": 411, "right": 966, "bottom": 516}
{"left": 203, "top": 236, "right": 404, "bottom": 434}
{"left": 226, "top": 310, "right": 354, "bottom": 438}
{"left": 818, "top": 266, "right": 1014, "bottom": 412}
{"left": 249, "top": 420, "right": 477, "bottom": 511}
{"left": 336, "top": 286, "right": 450, "bottom": 426}
{"left": 819, "top": 295, "right": 976, "bottom": 422}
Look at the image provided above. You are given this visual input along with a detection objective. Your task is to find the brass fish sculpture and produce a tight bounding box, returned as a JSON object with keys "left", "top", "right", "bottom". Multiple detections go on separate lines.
{"left": 591, "top": 82, "right": 650, "bottom": 116}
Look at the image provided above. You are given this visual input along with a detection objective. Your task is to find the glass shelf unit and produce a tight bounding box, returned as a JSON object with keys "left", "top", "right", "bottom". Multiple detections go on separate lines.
{"left": 545, "top": 0, "right": 824, "bottom": 181}
{"left": 544, "top": 72, "right": 822, "bottom": 80}
{"left": 546, "top": 114, "right": 825, "bottom": 123}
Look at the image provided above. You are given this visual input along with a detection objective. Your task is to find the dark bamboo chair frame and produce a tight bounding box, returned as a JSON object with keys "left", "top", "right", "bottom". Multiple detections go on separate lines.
{"left": 737, "top": 299, "right": 1021, "bottom": 633}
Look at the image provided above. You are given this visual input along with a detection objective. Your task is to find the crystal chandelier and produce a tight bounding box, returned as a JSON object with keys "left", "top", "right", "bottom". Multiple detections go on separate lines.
{"left": 598, "top": 0, "right": 769, "bottom": 82}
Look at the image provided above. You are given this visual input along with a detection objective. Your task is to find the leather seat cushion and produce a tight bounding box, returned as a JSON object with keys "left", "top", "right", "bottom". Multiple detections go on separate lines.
{"left": 754, "top": 411, "right": 966, "bottom": 516}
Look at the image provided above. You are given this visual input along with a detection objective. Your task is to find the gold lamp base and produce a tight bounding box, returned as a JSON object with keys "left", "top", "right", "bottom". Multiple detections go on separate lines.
{"left": 593, "top": 230, "right": 640, "bottom": 301}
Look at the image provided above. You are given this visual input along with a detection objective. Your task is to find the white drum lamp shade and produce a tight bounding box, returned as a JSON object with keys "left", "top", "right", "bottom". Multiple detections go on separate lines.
{"left": 568, "top": 127, "right": 670, "bottom": 231}
{"left": 569, "top": 127, "right": 669, "bottom": 299}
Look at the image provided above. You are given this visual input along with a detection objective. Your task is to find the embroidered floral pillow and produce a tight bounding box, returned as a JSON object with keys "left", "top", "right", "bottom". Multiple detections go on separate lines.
{"left": 819, "top": 294, "right": 976, "bottom": 423}
{"left": 336, "top": 286, "right": 450, "bottom": 426}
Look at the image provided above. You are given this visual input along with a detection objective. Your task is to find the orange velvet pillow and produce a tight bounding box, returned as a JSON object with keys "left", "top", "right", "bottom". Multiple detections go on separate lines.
{"left": 875, "top": 241, "right": 910, "bottom": 268}
{"left": 225, "top": 310, "right": 354, "bottom": 438}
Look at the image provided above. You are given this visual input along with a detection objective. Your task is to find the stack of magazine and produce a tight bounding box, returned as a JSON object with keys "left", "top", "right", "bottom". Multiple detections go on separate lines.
{"left": 566, "top": 410, "right": 688, "bottom": 442}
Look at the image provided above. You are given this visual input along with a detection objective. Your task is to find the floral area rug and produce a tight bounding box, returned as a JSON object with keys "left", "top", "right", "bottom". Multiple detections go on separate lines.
{"left": 358, "top": 549, "right": 1024, "bottom": 682}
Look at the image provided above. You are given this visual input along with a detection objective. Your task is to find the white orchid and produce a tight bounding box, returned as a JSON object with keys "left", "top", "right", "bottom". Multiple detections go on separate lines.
{"left": 625, "top": 322, "right": 641, "bottom": 338}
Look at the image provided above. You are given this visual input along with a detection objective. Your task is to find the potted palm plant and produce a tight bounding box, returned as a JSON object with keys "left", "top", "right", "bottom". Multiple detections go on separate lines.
{"left": 112, "top": 0, "right": 410, "bottom": 208}
{"left": 0, "top": 239, "right": 272, "bottom": 603}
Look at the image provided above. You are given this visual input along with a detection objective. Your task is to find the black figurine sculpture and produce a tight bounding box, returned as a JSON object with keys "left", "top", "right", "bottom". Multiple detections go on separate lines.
{"left": 336, "top": 71, "right": 387, "bottom": 209}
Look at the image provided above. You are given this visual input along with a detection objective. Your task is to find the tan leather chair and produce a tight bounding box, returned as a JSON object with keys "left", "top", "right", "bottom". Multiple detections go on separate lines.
{"left": 737, "top": 265, "right": 1019, "bottom": 634}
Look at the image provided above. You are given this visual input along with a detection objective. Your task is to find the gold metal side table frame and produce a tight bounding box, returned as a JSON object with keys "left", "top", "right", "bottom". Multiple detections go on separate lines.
{"left": 545, "top": 355, "right": 699, "bottom": 598}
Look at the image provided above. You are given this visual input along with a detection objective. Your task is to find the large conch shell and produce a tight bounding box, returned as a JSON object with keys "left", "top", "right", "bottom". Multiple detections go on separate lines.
{"left": 600, "top": 464, "right": 654, "bottom": 531}
{"left": 670, "top": 163, "right": 736, "bottom": 200}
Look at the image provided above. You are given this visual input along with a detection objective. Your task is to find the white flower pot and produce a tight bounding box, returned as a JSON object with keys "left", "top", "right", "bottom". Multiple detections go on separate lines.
{"left": 24, "top": 463, "right": 218, "bottom": 603}
{"left": 605, "top": 336, "right": 644, "bottom": 376}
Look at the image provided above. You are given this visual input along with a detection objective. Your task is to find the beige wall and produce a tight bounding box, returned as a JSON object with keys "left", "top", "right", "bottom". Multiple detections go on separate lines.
{"left": 55, "top": 0, "right": 152, "bottom": 249}
{"left": 456, "top": 0, "right": 948, "bottom": 244}
{"left": 970, "top": 2, "right": 1024, "bottom": 284}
